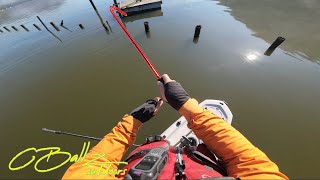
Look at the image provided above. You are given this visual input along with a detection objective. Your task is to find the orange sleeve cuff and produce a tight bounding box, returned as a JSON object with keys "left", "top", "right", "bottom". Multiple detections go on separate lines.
{"left": 178, "top": 98, "right": 204, "bottom": 121}
{"left": 62, "top": 115, "right": 143, "bottom": 180}
{"left": 121, "top": 114, "right": 143, "bottom": 134}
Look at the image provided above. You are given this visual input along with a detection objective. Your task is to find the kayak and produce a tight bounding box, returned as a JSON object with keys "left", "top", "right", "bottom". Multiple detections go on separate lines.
{"left": 43, "top": 99, "right": 232, "bottom": 149}
{"left": 161, "top": 99, "right": 233, "bottom": 147}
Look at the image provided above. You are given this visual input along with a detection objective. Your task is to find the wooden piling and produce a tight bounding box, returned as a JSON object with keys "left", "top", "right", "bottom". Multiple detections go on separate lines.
{"left": 37, "top": 16, "right": 62, "bottom": 42}
{"left": 89, "top": 0, "right": 97, "bottom": 11}
{"left": 12, "top": 26, "right": 18, "bottom": 31}
{"left": 193, "top": 38, "right": 199, "bottom": 44}
{"left": 144, "top": 22, "right": 150, "bottom": 33}
{"left": 264, "top": 37, "right": 286, "bottom": 56}
{"left": 59, "top": 20, "right": 72, "bottom": 32}
{"left": 33, "top": 24, "right": 41, "bottom": 31}
{"left": 194, "top": 25, "right": 202, "bottom": 38}
{"left": 3, "top": 27, "right": 11, "bottom": 32}
{"left": 79, "top": 24, "right": 85, "bottom": 29}
{"left": 88, "top": 0, "right": 109, "bottom": 33}
{"left": 50, "top": 22, "right": 61, "bottom": 31}
{"left": 106, "top": 21, "right": 112, "bottom": 32}
{"left": 113, "top": 0, "right": 119, "bottom": 7}
{"left": 146, "top": 32, "right": 151, "bottom": 39}
{"left": 21, "top": 25, "right": 29, "bottom": 32}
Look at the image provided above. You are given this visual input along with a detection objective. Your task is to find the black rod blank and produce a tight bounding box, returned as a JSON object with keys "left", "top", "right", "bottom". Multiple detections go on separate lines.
{"left": 42, "top": 128, "right": 140, "bottom": 147}
{"left": 42, "top": 128, "right": 102, "bottom": 141}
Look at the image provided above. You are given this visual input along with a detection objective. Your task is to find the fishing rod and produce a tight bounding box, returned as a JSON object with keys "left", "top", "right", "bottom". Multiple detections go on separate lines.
{"left": 42, "top": 7, "right": 163, "bottom": 147}
{"left": 42, "top": 128, "right": 140, "bottom": 146}
{"left": 109, "top": 6, "right": 161, "bottom": 80}
{"left": 42, "top": 128, "right": 102, "bottom": 141}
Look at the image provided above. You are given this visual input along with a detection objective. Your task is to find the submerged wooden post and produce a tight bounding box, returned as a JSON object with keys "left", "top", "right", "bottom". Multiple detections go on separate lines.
{"left": 12, "top": 26, "right": 18, "bottom": 31}
{"left": 79, "top": 24, "right": 85, "bottom": 29}
{"left": 89, "top": 0, "right": 97, "bottom": 10}
{"left": 144, "top": 22, "right": 150, "bottom": 33}
{"left": 106, "top": 21, "right": 112, "bottom": 32}
{"left": 60, "top": 20, "right": 72, "bottom": 32}
{"left": 3, "top": 27, "right": 11, "bottom": 32}
{"left": 33, "top": 24, "right": 41, "bottom": 31}
{"left": 21, "top": 25, "right": 29, "bottom": 32}
{"left": 194, "top": 25, "right": 202, "bottom": 38}
{"left": 264, "top": 37, "right": 286, "bottom": 56}
{"left": 113, "top": 0, "right": 118, "bottom": 7}
{"left": 37, "top": 16, "right": 62, "bottom": 42}
{"left": 193, "top": 38, "right": 199, "bottom": 44}
{"left": 50, "top": 22, "right": 61, "bottom": 31}
{"left": 88, "top": 0, "right": 109, "bottom": 33}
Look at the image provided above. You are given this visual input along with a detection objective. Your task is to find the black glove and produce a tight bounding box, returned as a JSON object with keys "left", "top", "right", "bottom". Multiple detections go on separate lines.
{"left": 131, "top": 98, "right": 163, "bottom": 123}
{"left": 158, "top": 74, "right": 190, "bottom": 110}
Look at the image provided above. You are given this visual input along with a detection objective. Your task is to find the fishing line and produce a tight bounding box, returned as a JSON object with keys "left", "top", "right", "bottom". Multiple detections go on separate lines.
{"left": 109, "top": 6, "right": 161, "bottom": 80}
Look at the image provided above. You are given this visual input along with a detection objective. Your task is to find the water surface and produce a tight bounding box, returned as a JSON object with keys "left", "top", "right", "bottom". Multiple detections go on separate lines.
{"left": 1, "top": 0, "right": 319, "bottom": 179}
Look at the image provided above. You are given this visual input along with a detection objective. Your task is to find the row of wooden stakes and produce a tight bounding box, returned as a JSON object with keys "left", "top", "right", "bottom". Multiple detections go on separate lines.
{"left": 0, "top": 20, "right": 85, "bottom": 33}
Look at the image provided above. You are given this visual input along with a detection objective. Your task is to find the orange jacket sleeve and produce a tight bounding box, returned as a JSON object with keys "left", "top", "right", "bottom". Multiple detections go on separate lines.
{"left": 179, "top": 98, "right": 288, "bottom": 179}
{"left": 62, "top": 115, "right": 142, "bottom": 179}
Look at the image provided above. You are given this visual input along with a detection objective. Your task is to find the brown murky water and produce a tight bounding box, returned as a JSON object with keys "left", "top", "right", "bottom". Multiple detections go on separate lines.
{"left": 1, "top": 0, "right": 320, "bottom": 179}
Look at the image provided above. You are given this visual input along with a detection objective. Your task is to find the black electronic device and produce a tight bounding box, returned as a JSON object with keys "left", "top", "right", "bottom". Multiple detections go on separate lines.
{"left": 124, "top": 148, "right": 168, "bottom": 180}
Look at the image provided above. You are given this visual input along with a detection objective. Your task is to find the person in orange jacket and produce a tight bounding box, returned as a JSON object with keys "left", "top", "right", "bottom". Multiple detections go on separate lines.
{"left": 62, "top": 74, "right": 288, "bottom": 179}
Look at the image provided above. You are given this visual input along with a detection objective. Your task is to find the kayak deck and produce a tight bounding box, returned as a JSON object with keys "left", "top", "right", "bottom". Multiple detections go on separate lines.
{"left": 161, "top": 99, "right": 233, "bottom": 147}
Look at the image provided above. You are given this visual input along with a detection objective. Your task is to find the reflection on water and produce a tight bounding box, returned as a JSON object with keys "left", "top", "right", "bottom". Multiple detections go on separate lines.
{"left": 0, "top": 0, "right": 66, "bottom": 24}
{"left": 0, "top": 0, "right": 30, "bottom": 10}
{"left": 244, "top": 51, "right": 260, "bottom": 62}
{"left": 217, "top": 0, "right": 320, "bottom": 63}
{"left": 122, "top": 9, "right": 163, "bottom": 23}
{"left": 1, "top": 0, "right": 320, "bottom": 179}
